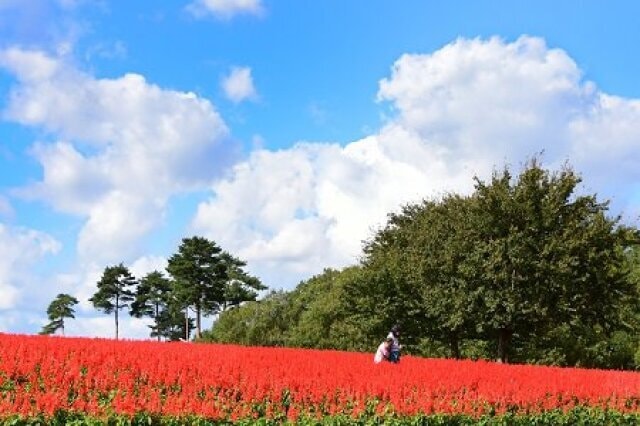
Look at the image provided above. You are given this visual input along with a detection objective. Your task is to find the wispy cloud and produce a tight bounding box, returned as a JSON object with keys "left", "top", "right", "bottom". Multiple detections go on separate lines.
{"left": 186, "top": 0, "right": 263, "bottom": 20}
{"left": 308, "top": 102, "right": 328, "bottom": 125}
{"left": 221, "top": 66, "right": 257, "bottom": 103}
{"left": 84, "top": 40, "right": 127, "bottom": 61}
{"left": 0, "top": 0, "right": 92, "bottom": 53}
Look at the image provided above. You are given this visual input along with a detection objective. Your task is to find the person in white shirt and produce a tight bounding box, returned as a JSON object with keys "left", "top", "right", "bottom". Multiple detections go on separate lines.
{"left": 374, "top": 337, "right": 394, "bottom": 363}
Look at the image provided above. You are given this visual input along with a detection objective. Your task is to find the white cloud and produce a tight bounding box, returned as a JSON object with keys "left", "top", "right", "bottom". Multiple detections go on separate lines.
{"left": 221, "top": 66, "right": 257, "bottom": 103}
{"left": 187, "top": 0, "right": 263, "bottom": 20}
{"left": 0, "top": 47, "right": 236, "bottom": 265}
{"left": 192, "top": 129, "right": 462, "bottom": 288}
{"left": 0, "top": 223, "right": 60, "bottom": 311}
{"left": 193, "top": 36, "right": 640, "bottom": 289}
{"left": 129, "top": 255, "right": 168, "bottom": 278}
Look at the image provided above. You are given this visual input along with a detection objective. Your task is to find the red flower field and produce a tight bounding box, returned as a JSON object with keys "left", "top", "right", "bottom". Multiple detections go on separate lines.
{"left": 0, "top": 333, "right": 638, "bottom": 423}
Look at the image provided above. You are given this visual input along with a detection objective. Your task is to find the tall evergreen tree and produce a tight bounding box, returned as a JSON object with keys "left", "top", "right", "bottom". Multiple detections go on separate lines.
{"left": 89, "top": 263, "right": 137, "bottom": 340}
{"left": 166, "top": 237, "right": 229, "bottom": 339}
{"left": 40, "top": 293, "right": 79, "bottom": 336}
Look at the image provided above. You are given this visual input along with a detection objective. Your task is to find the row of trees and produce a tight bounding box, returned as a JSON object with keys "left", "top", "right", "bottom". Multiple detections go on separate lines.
{"left": 41, "top": 237, "right": 265, "bottom": 340}
{"left": 206, "top": 160, "right": 640, "bottom": 369}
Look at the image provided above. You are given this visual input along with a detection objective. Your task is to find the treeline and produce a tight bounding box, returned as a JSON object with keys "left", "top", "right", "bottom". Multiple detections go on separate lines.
{"left": 41, "top": 237, "right": 265, "bottom": 340}
{"left": 205, "top": 160, "right": 640, "bottom": 370}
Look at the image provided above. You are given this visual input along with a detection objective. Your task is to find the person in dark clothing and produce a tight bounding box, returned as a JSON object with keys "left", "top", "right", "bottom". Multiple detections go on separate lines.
{"left": 387, "top": 324, "right": 402, "bottom": 363}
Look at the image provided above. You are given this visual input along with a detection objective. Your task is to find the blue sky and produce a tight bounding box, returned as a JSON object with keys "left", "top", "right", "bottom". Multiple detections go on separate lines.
{"left": 1, "top": 0, "right": 640, "bottom": 338}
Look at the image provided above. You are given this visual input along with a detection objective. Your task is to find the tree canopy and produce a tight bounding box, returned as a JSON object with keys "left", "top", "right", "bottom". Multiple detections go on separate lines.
{"left": 166, "top": 236, "right": 264, "bottom": 339}
{"left": 89, "top": 263, "right": 137, "bottom": 340}
{"left": 40, "top": 293, "right": 79, "bottom": 336}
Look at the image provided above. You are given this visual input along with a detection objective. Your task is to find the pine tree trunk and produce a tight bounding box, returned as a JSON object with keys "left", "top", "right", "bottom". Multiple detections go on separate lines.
{"left": 450, "top": 333, "right": 460, "bottom": 359}
{"left": 497, "top": 328, "right": 512, "bottom": 363}
{"left": 115, "top": 293, "right": 119, "bottom": 340}
{"left": 155, "top": 302, "right": 160, "bottom": 342}
{"left": 185, "top": 307, "right": 189, "bottom": 341}
{"left": 195, "top": 304, "right": 202, "bottom": 339}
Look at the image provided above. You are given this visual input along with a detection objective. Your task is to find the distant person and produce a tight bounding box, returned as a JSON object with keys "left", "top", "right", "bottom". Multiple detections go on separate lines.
{"left": 387, "top": 324, "right": 402, "bottom": 363}
{"left": 374, "top": 337, "right": 394, "bottom": 363}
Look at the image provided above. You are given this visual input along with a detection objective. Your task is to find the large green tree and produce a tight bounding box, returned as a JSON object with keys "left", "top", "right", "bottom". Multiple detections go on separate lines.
{"left": 166, "top": 237, "right": 228, "bottom": 339}
{"left": 89, "top": 263, "right": 137, "bottom": 340}
{"left": 40, "top": 293, "right": 79, "bottom": 336}
{"left": 351, "top": 160, "right": 639, "bottom": 364}
{"left": 471, "top": 161, "right": 637, "bottom": 362}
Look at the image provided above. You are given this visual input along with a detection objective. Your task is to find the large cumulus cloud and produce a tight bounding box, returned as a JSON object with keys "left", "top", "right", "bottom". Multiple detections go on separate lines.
{"left": 193, "top": 36, "right": 640, "bottom": 288}
{"left": 1, "top": 47, "right": 235, "bottom": 264}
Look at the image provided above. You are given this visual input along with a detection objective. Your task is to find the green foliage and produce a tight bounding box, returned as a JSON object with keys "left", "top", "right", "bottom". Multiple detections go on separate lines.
{"left": 202, "top": 290, "right": 291, "bottom": 346}
{"left": 204, "top": 267, "right": 369, "bottom": 351}
{"left": 89, "top": 264, "right": 137, "bottom": 340}
{"left": 1, "top": 408, "right": 639, "bottom": 425}
{"left": 286, "top": 267, "right": 369, "bottom": 351}
{"left": 40, "top": 293, "right": 79, "bottom": 336}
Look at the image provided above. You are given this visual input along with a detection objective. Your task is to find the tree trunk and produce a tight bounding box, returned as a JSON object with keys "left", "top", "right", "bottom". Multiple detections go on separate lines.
{"left": 449, "top": 333, "right": 460, "bottom": 359}
{"left": 115, "top": 294, "right": 119, "bottom": 340}
{"left": 497, "top": 328, "right": 512, "bottom": 363}
{"left": 185, "top": 307, "right": 189, "bottom": 341}
{"left": 61, "top": 320, "right": 65, "bottom": 336}
{"left": 195, "top": 303, "right": 202, "bottom": 339}
{"left": 154, "top": 302, "right": 161, "bottom": 342}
